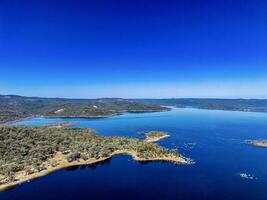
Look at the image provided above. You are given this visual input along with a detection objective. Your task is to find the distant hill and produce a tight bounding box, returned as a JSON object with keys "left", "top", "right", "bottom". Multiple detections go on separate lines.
{"left": 134, "top": 98, "right": 267, "bottom": 112}
{"left": 0, "top": 95, "right": 169, "bottom": 123}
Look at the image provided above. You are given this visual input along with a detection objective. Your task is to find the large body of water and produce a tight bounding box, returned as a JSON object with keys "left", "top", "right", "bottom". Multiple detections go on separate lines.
{"left": 1, "top": 108, "right": 267, "bottom": 200}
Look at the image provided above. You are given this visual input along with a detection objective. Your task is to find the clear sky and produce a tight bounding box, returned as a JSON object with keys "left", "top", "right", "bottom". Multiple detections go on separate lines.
{"left": 0, "top": 0, "right": 266, "bottom": 98}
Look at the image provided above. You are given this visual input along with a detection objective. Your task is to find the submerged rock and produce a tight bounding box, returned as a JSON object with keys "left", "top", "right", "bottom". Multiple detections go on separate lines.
{"left": 238, "top": 173, "right": 256, "bottom": 180}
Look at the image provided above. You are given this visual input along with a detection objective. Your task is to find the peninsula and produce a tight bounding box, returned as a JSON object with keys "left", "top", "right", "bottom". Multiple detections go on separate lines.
{"left": 0, "top": 126, "right": 191, "bottom": 191}
{"left": 248, "top": 140, "right": 267, "bottom": 148}
{"left": 0, "top": 95, "right": 169, "bottom": 124}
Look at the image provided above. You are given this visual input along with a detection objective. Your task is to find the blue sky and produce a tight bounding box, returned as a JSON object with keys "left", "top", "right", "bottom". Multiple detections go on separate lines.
{"left": 0, "top": 0, "right": 266, "bottom": 98}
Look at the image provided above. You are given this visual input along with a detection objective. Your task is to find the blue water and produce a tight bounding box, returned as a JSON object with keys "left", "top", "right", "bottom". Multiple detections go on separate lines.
{"left": 240, "top": 106, "right": 267, "bottom": 109}
{"left": 1, "top": 108, "right": 267, "bottom": 200}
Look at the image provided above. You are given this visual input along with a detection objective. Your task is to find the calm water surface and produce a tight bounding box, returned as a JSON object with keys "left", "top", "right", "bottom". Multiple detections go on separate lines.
{"left": 1, "top": 108, "right": 267, "bottom": 200}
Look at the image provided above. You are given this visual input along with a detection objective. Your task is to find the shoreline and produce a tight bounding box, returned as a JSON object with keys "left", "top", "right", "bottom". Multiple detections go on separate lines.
{"left": 248, "top": 140, "right": 267, "bottom": 148}
{"left": 145, "top": 134, "right": 170, "bottom": 143}
{"left": 1, "top": 109, "right": 170, "bottom": 126}
{"left": 0, "top": 115, "right": 40, "bottom": 126}
{"left": 175, "top": 106, "right": 267, "bottom": 114}
{"left": 0, "top": 114, "right": 120, "bottom": 126}
{"left": 0, "top": 150, "right": 191, "bottom": 192}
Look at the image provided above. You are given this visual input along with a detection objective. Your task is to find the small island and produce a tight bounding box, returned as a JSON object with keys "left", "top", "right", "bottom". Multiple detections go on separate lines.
{"left": 248, "top": 140, "right": 267, "bottom": 148}
{"left": 139, "top": 131, "right": 170, "bottom": 143}
{"left": 0, "top": 126, "right": 191, "bottom": 191}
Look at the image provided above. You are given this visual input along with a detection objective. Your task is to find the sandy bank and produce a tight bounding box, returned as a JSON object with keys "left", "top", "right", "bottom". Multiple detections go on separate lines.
{"left": 145, "top": 134, "right": 170, "bottom": 143}
{"left": 249, "top": 140, "right": 267, "bottom": 148}
{"left": 0, "top": 150, "right": 191, "bottom": 192}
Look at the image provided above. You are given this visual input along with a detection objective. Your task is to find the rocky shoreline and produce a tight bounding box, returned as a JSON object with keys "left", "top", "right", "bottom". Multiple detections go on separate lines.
{"left": 0, "top": 149, "right": 191, "bottom": 192}
{"left": 0, "top": 126, "right": 192, "bottom": 192}
{"left": 248, "top": 140, "right": 267, "bottom": 148}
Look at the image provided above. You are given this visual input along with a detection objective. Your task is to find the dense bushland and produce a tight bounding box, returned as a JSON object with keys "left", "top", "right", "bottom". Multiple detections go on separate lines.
{"left": 0, "top": 126, "right": 178, "bottom": 183}
{"left": 0, "top": 95, "right": 168, "bottom": 123}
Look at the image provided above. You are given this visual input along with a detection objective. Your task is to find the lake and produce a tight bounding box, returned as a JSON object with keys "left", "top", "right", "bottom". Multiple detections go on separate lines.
{"left": 1, "top": 107, "right": 267, "bottom": 200}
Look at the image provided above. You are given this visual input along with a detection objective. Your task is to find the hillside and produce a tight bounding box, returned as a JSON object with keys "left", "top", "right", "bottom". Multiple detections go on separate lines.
{"left": 135, "top": 98, "right": 267, "bottom": 112}
{"left": 0, "top": 95, "right": 169, "bottom": 123}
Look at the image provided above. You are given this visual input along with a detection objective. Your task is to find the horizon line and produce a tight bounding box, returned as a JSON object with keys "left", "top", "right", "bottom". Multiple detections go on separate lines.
{"left": 1, "top": 93, "right": 267, "bottom": 100}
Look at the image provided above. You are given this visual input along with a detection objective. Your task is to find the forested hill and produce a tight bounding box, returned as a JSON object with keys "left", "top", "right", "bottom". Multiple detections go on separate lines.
{"left": 135, "top": 98, "right": 267, "bottom": 112}
{"left": 0, "top": 95, "right": 168, "bottom": 123}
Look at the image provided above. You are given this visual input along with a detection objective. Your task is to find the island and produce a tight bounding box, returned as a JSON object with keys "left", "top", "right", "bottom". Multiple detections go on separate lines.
{"left": 140, "top": 131, "right": 170, "bottom": 143}
{"left": 248, "top": 140, "right": 267, "bottom": 148}
{"left": 0, "top": 126, "right": 191, "bottom": 191}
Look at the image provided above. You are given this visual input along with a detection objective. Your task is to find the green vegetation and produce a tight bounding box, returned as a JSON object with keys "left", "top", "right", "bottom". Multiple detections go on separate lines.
{"left": 0, "top": 126, "right": 181, "bottom": 185}
{"left": 0, "top": 95, "right": 169, "bottom": 123}
{"left": 139, "top": 131, "right": 170, "bottom": 142}
{"left": 135, "top": 98, "right": 267, "bottom": 112}
{"left": 145, "top": 131, "right": 168, "bottom": 138}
